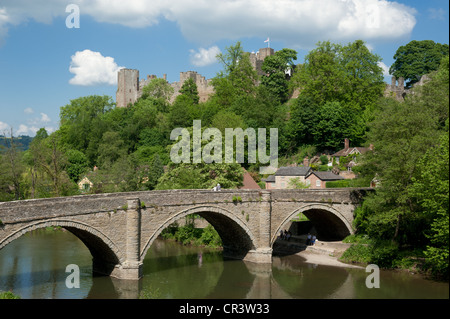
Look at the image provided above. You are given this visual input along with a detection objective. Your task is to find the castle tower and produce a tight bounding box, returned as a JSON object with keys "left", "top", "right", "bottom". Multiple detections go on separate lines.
{"left": 116, "top": 69, "right": 140, "bottom": 108}
{"left": 249, "top": 48, "right": 275, "bottom": 76}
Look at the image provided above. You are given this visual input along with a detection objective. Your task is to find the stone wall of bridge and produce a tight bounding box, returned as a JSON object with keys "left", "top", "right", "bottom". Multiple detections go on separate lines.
{"left": 0, "top": 188, "right": 369, "bottom": 280}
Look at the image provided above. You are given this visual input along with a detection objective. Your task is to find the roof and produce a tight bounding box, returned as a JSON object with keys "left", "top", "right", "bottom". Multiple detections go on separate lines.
{"left": 306, "top": 171, "right": 344, "bottom": 181}
{"left": 239, "top": 170, "right": 261, "bottom": 189}
{"left": 263, "top": 175, "right": 275, "bottom": 183}
{"left": 332, "top": 147, "right": 370, "bottom": 157}
{"left": 274, "top": 166, "right": 311, "bottom": 176}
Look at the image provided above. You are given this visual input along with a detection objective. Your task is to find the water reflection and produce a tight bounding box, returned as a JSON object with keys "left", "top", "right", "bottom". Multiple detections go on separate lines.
{"left": 0, "top": 229, "right": 448, "bottom": 299}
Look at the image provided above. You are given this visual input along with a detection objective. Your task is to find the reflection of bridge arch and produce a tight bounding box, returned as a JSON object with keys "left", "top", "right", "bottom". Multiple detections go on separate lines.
{"left": 272, "top": 203, "right": 353, "bottom": 244}
{"left": 0, "top": 219, "right": 124, "bottom": 275}
{"left": 140, "top": 205, "right": 257, "bottom": 262}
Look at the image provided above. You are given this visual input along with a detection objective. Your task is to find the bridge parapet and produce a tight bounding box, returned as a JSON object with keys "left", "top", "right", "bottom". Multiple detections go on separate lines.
{"left": 0, "top": 188, "right": 371, "bottom": 280}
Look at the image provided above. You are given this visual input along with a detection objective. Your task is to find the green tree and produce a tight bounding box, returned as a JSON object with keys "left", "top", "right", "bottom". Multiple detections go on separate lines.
{"left": 66, "top": 149, "right": 89, "bottom": 182}
{"left": 261, "top": 48, "right": 297, "bottom": 103}
{"left": 390, "top": 40, "right": 449, "bottom": 87}
{"left": 0, "top": 129, "right": 26, "bottom": 201}
{"left": 409, "top": 131, "right": 449, "bottom": 278}
{"left": 216, "top": 41, "right": 245, "bottom": 75}
{"left": 291, "top": 41, "right": 345, "bottom": 105}
{"left": 179, "top": 78, "right": 200, "bottom": 104}
{"left": 97, "top": 131, "right": 127, "bottom": 169}
{"left": 145, "top": 153, "right": 165, "bottom": 190}
{"left": 356, "top": 57, "right": 449, "bottom": 247}
{"left": 156, "top": 162, "right": 244, "bottom": 190}
{"left": 59, "top": 95, "right": 114, "bottom": 154}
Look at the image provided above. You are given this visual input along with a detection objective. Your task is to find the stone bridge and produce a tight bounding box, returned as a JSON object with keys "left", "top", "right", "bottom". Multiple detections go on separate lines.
{"left": 0, "top": 188, "right": 370, "bottom": 280}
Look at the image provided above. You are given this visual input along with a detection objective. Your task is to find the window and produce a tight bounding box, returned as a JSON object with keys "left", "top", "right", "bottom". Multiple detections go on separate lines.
{"left": 316, "top": 180, "right": 321, "bottom": 187}
{"left": 83, "top": 183, "right": 90, "bottom": 191}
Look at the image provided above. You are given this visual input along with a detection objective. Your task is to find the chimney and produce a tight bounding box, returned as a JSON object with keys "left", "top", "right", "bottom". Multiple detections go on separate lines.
{"left": 344, "top": 138, "right": 349, "bottom": 150}
{"left": 163, "top": 74, "right": 167, "bottom": 81}
{"left": 398, "top": 77, "right": 404, "bottom": 88}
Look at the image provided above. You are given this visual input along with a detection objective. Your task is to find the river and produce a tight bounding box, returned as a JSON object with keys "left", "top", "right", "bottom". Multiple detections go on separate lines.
{"left": 0, "top": 228, "right": 448, "bottom": 299}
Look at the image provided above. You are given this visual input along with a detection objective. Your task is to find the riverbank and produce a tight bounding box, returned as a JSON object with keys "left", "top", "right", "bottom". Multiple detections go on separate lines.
{"left": 274, "top": 238, "right": 364, "bottom": 269}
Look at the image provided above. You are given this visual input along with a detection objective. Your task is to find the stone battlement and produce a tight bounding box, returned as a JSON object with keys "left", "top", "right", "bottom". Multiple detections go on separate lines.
{"left": 116, "top": 47, "right": 275, "bottom": 108}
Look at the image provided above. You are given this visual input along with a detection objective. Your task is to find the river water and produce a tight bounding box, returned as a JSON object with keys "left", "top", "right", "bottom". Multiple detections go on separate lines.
{"left": 0, "top": 229, "right": 448, "bottom": 299}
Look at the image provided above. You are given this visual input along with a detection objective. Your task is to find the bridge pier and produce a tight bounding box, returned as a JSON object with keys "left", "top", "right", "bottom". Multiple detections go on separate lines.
{"left": 110, "top": 198, "right": 143, "bottom": 280}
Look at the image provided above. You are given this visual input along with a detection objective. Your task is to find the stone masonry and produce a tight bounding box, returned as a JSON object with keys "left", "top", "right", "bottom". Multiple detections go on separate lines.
{"left": 0, "top": 188, "right": 370, "bottom": 280}
{"left": 115, "top": 48, "right": 275, "bottom": 107}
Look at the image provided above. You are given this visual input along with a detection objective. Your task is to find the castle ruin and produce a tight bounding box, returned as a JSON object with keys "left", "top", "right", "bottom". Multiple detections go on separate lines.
{"left": 384, "top": 75, "right": 430, "bottom": 101}
{"left": 116, "top": 48, "right": 275, "bottom": 108}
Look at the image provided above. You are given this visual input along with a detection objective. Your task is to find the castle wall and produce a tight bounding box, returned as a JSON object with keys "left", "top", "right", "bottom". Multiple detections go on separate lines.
{"left": 116, "top": 69, "right": 140, "bottom": 108}
{"left": 116, "top": 48, "right": 275, "bottom": 107}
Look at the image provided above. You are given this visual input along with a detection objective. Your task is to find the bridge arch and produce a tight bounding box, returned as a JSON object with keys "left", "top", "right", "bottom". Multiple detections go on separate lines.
{"left": 0, "top": 219, "right": 125, "bottom": 275}
{"left": 140, "top": 205, "right": 258, "bottom": 261}
{"left": 272, "top": 203, "right": 353, "bottom": 245}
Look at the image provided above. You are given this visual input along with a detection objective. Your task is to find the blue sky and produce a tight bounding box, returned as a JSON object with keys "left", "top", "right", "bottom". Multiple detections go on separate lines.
{"left": 0, "top": 0, "right": 448, "bottom": 136}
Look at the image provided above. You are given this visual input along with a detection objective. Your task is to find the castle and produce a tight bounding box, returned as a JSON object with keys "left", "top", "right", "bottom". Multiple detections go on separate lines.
{"left": 116, "top": 47, "right": 275, "bottom": 108}
{"left": 384, "top": 75, "right": 430, "bottom": 101}
{"left": 116, "top": 46, "right": 425, "bottom": 107}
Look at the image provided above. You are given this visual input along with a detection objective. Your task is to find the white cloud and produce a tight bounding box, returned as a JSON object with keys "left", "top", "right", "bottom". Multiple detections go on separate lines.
{"left": 16, "top": 124, "right": 30, "bottom": 135}
{"left": 0, "top": 121, "right": 10, "bottom": 132}
{"left": 40, "top": 113, "right": 51, "bottom": 123}
{"left": 378, "top": 61, "right": 391, "bottom": 77}
{"left": 69, "top": 49, "right": 124, "bottom": 86}
{"left": 0, "top": 0, "right": 417, "bottom": 48}
{"left": 428, "top": 8, "right": 446, "bottom": 21}
{"left": 24, "top": 107, "right": 34, "bottom": 114}
{"left": 190, "top": 46, "right": 221, "bottom": 67}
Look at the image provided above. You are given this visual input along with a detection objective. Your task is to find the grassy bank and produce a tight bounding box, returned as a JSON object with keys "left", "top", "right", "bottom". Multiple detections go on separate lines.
{"left": 339, "top": 235, "right": 428, "bottom": 275}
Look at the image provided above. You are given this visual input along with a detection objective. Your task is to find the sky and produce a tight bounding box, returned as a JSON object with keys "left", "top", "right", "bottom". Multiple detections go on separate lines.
{"left": 0, "top": 0, "right": 448, "bottom": 137}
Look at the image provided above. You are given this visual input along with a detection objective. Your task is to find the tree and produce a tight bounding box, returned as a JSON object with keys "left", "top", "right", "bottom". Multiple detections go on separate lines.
{"left": 291, "top": 41, "right": 345, "bottom": 105}
{"left": 179, "top": 78, "right": 200, "bottom": 104}
{"left": 66, "top": 149, "right": 89, "bottom": 182}
{"left": 97, "top": 131, "right": 127, "bottom": 169}
{"left": 261, "top": 48, "right": 297, "bottom": 103}
{"left": 0, "top": 129, "right": 26, "bottom": 201}
{"left": 145, "top": 153, "right": 164, "bottom": 190}
{"left": 59, "top": 95, "right": 114, "bottom": 152}
{"left": 409, "top": 131, "right": 449, "bottom": 279}
{"left": 356, "top": 58, "right": 449, "bottom": 247}
{"left": 156, "top": 162, "right": 244, "bottom": 190}
{"left": 216, "top": 41, "right": 245, "bottom": 75}
{"left": 390, "top": 40, "right": 449, "bottom": 87}
{"left": 340, "top": 39, "right": 384, "bottom": 112}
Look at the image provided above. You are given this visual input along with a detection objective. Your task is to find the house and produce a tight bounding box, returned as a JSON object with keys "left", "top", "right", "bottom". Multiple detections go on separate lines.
{"left": 305, "top": 171, "right": 344, "bottom": 189}
{"left": 262, "top": 174, "right": 276, "bottom": 189}
{"left": 263, "top": 166, "right": 312, "bottom": 189}
{"left": 332, "top": 138, "right": 372, "bottom": 179}
{"left": 77, "top": 176, "right": 93, "bottom": 192}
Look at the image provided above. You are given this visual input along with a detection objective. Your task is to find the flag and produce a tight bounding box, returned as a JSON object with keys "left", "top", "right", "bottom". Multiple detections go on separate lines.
{"left": 264, "top": 38, "right": 270, "bottom": 43}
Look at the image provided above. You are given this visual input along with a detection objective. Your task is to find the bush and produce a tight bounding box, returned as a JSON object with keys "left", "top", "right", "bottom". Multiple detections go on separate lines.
{"left": 340, "top": 238, "right": 400, "bottom": 268}
{"left": 370, "top": 240, "right": 399, "bottom": 268}
{"left": 340, "top": 244, "right": 372, "bottom": 264}
{"left": 196, "top": 225, "right": 222, "bottom": 248}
